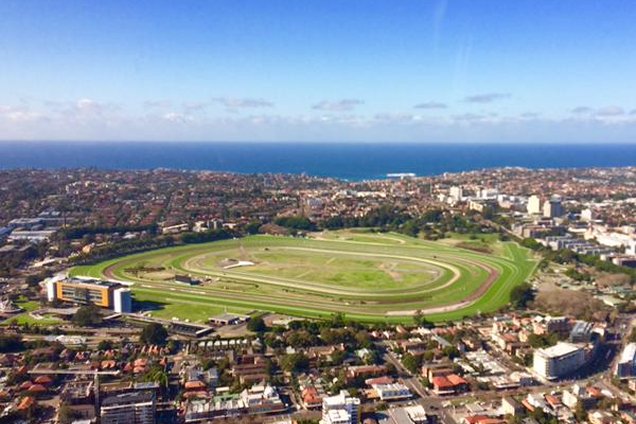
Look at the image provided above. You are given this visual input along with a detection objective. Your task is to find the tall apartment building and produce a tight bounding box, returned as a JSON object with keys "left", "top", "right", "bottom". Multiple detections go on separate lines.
{"left": 100, "top": 391, "right": 156, "bottom": 424}
{"left": 543, "top": 196, "right": 564, "bottom": 218}
{"left": 320, "top": 390, "right": 360, "bottom": 424}
{"left": 533, "top": 342, "right": 585, "bottom": 380}
{"left": 616, "top": 343, "right": 636, "bottom": 378}
{"left": 527, "top": 195, "right": 542, "bottom": 215}
{"left": 46, "top": 278, "right": 132, "bottom": 313}
{"left": 449, "top": 186, "right": 463, "bottom": 202}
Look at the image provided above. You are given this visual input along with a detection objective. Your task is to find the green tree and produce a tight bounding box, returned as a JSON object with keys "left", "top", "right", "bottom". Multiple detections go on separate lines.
{"left": 574, "top": 401, "right": 588, "bottom": 422}
{"left": 247, "top": 316, "right": 267, "bottom": 333}
{"left": 413, "top": 310, "right": 434, "bottom": 328}
{"left": 72, "top": 305, "right": 103, "bottom": 327}
{"left": 280, "top": 353, "right": 309, "bottom": 373}
{"left": 520, "top": 238, "right": 542, "bottom": 251}
{"left": 140, "top": 322, "right": 168, "bottom": 346}
{"left": 0, "top": 335, "right": 24, "bottom": 353}
{"left": 58, "top": 405, "right": 78, "bottom": 424}
{"left": 510, "top": 282, "right": 534, "bottom": 308}
{"left": 97, "top": 340, "right": 113, "bottom": 351}
{"left": 401, "top": 353, "right": 422, "bottom": 374}
{"left": 363, "top": 350, "right": 380, "bottom": 365}
{"left": 245, "top": 221, "right": 262, "bottom": 235}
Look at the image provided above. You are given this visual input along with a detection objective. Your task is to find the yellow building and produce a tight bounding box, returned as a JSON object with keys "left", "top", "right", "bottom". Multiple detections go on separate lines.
{"left": 47, "top": 278, "right": 132, "bottom": 312}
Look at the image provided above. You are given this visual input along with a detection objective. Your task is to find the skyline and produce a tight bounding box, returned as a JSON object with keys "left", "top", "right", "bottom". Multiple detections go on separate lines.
{"left": 1, "top": 0, "right": 636, "bottom": 143}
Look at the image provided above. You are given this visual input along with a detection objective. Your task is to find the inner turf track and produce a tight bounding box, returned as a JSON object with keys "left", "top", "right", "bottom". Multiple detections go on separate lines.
{"left": 70, "top": 231, "right": 538, "bottom": 323}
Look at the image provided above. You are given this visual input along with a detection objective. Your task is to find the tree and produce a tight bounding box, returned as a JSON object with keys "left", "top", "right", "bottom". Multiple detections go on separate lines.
{"left": 363, "top": 350, "right": 380, "bottom": 365}
{"left": 442, "top": 346, "right": 460, "bottom": 359}
{"left": 72, "top": 305, "right": 103, "bottom": 327}
{"left": 413, "top": 310, "right": 434, "bottom": 328}
{"left": 274, "top": 216, "right": 315, "bottom": 231}
{"left": 144, "top": 365, "right": 169, "bottom": 388}
{"left": 247, "top": 316, "right": 266, "bottom": 333}
{"left": 574, "top": 402, "right": 588, "bottom": 423}
{"left": 280, "top": 353, "right": 309, "bottom": 373}
{"left": 140, "top": 322, "right": 168, "bottom": 346}
{"left": 520, "top": 238, "right": 542, "bottom": 251}
{"left": 97, "top": 340, "right": 113, "bottom": 351}
{"left": 245, "top": 221, "right": 262, "bottom": 235}
{"left": 401, "top": 353, "right": 422, "bottom": 374}
{"left": 0, "top": 334, "right": 24, "bottom": 353}
{"left": 510, "top": 283, "right": 534, "bottom": 308}
{"left": 58, "top": 405, "right": 78, "bottom": 424}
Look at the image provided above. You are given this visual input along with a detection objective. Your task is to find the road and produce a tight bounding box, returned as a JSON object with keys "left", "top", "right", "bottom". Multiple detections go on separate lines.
{"left": 381, "top": 348, "right": 457, "bottom": 424}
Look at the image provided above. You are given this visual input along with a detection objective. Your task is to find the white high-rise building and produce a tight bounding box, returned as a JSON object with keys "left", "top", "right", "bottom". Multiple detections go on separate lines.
{"left": 46, "top": 280, "right": 57, "bottom": 302}
{"left": 581, "top": 208, "right": 594, "bottom": 222}
{"left": 101, "top": 391, "right": 156, "bottom": 424}
{"left": 449, "top": 186, "right": 463, "bottom": 202}
{"left": 527, "top": 195, "right": 542, "bottom": 215}
{"left": 616, "top": 343, "right": 636, "bottom": 378}
{"left": 113, "top": 288, "right": 132, "bottom": 313}
{"left": 320, "top": 390, "right": 360, "bottom": 424}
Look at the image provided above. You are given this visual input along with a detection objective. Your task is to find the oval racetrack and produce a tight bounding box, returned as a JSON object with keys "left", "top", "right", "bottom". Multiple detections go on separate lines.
{"left": 70, "top": 231, "right": 538, "bottom": 323}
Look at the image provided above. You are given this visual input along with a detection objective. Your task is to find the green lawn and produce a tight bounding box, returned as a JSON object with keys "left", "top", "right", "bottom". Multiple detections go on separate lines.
{"left": 1, "top": 297, "right": 62, "bottom": 326}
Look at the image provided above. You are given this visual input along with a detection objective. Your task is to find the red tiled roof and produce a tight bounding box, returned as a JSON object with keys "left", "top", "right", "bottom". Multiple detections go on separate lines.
{"left": 34, "top": 375, "right": 53, "bottom": 385}
{"left": 545, "top": 394, "right": 561, "bottom": 407}
{"left": 27, "top": 384, "right": 47, "bottom": 393}
{"left": 17, "top": 396, "right": 35, "bottom": 410}
{"left": 464, "top": 415, "right": 490, "bottom": 424}
{"left": 365, "top": 376, "right": 394, "bottom": 386}
{"left": 185, "top": 380, "right": 207, "bottom": 390}
{"left": 447, "top": 374, "right": 468, "bottom": 386}
{"left": 183, "top": 390, "right": 208, "bottom": 399}
{"left": 432, "top": 376, "right": 454, "bottom": 389}
{"left": 302, "top": 387, "right": 322, "bottom": 405}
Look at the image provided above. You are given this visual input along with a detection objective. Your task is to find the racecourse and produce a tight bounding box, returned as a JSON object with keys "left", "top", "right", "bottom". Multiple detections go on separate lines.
{"left": 69, "top": 230, "right": 538, "bottom": 324}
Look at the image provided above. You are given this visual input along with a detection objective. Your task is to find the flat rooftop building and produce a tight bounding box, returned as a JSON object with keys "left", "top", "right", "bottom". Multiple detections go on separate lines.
{"left": 46, "top": 278, "right": 132, "bottom": 313}
{"left": 100, "top": 391, "right": 156, "bottom": 424}
{"left": 617, "top": 343, "right": 636, "bottom": 378}
{"left": 533, "top": 342, "right": 585, "bottom": 381}
{"left": 321, "top": 391, "right": 360, "bottom": 424}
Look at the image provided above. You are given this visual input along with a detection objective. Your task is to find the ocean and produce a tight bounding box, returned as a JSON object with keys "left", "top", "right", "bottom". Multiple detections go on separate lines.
{"left": 1, "top": 141, "right": 635, "bottom": 180}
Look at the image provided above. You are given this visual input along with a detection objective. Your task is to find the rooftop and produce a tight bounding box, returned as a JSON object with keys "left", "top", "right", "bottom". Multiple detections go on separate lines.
{"left": 620, "top": 342, "right": 636, "bottom": 364}
{"left": 536, "top": 342, "right": 581, "bottom": 359}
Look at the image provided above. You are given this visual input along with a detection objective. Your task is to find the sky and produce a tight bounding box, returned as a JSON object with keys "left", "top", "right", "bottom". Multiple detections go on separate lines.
{"left": 1, "top": 0, "right": 636, "bottom": 143}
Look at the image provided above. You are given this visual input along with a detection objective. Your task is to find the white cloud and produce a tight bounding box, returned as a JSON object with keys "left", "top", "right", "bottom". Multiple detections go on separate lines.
{"left": 212, "top": 97, "right": 274, "bottom": 109}
{"left": 0, "top": 105, "right": 44, "bottom": 123}
{"left": 312, "top": 99, "right": 364, "bottom": 112}
{"left": 143, "top": 100, "right": 172, "bottom": 109}
{"left": 162, "top": 112, "right": 193, "bottom": 123}
{"left": 595, "top": 106, "right": 624, "bottom": 117}
{"left": 464, "top": 93, "right": 510, "bottom": 103}
{"left": 414, "top": 101, "right": 447, "bottom": 109}
{"left": 183, "top": 102, "right": 209, "bottom": 112}
{"left": 571, "top": 106, "right": 593, "bottom": 114}
{"left": 1, "top": 96, "right": 635, "bottom": 143}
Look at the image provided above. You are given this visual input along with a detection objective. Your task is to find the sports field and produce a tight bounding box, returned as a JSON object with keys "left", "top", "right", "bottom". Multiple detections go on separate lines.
{"left": 70, "top": 230, "right": 538, "bottom": 324}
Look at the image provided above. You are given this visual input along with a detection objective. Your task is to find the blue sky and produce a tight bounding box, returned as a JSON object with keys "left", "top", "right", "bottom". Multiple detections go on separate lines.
{"left": 1, "top": 0, "right": 635, "bottom": 142}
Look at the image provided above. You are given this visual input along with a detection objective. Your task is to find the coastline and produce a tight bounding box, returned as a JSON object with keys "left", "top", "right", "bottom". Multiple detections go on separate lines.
{"left": 2, "top": 141, "right": 636, "bottom": 181}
